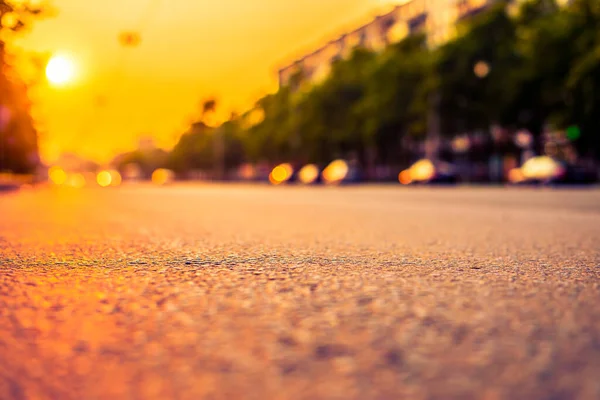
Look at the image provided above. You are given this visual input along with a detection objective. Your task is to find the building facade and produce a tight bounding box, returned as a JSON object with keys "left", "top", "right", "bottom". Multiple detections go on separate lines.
{"left": 277, "top": 0, "right": 498, "bottom": 88}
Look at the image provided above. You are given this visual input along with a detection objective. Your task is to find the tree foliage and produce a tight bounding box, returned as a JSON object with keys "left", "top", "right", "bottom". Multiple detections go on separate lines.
{"left": 0, "top": 0, "right": 51, "bottom": 173}
{"left": 436, "top": 3, "right": 521, "bottom": 134}
{"left": 166, "top": 0, "right": 600, "bottom": 176}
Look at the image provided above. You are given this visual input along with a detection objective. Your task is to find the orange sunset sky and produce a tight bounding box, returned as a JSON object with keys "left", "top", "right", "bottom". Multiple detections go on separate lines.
{"left": 12, "top": 0, "right": 401, "bottom": 164}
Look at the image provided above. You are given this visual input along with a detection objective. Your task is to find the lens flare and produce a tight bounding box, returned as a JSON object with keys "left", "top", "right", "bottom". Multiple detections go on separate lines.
{"left": 269, "top": 163, "right": 293, "bottom": 185}
{"left": 521, "top": 156, "right": 562, "bottom": 180}
{"left": 451, "top": 136, "right": 470, "bottom": 153}
{"left": 0, "top": 12, "right": 18, "bottom": 29}
{"left": 109, "top": 170, "right": 122, "bottom": 186}
{"left": 508, "top": 168, "right": 525, "bottom": 184}
{"left": 298, "top": 164, "right": 319, "bottom": 184}
{"left": 409, "top": 159, "right": 435, "bottom": 182}
{"left": 399, "top": 169, "right": 412, "bottom": 185}
{"left": 152, "top": 169, "right": 174, "bottom": 185}
{"left": 48, "top": 166, "right": 67, "bottom": 185}
{"left": 322, "top": 160, "right": 349, "bottom": 185}
{"left": 96, "top": 171, "right": 112, "bottom": 187}
{"left": 474, "top": 61, "right": 490, "bottom": 78}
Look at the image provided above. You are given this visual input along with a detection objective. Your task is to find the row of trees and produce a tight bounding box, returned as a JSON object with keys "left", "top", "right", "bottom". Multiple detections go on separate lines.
{"left": 0, "top": 0, "right": 49, "bottom": 174}
{"left": 155, "top": 0, "right": 600, "bottom": 178}
{"left": 0, "top": 53, "right": 39, "bottom": 173}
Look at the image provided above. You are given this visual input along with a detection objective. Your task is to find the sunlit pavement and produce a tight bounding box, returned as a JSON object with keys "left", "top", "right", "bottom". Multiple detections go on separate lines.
{"left": 1, "top": 185, "right": 599, "bottom": 399}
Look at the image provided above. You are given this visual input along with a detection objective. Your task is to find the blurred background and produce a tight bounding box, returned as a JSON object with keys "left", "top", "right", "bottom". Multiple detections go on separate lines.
{"left": 1, "top": 0, "right": 599, "bottom": 190}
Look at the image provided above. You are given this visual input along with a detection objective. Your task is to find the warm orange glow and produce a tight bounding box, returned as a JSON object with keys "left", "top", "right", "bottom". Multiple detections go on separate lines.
{"left": 65, "top": 173, "right": 86, "bottom": 188}
{"left": 152, "top": 168, "right": 174, "bottom": 185}
{"left": 46, "top": 55, "right": 76, "bottom": 86}
{"left": 471, "top": 0, "right": 487, "bottom": 9}
{"left": 313, "top": 64, "right": 332, "bottom": 84}
{"left": 82, "top": 172, "right": 96, "bottom": 186}
{"left": 387, "top": 21, "right": 409, "bottom": 43}
{"left": 239, "top": 164, "right": 256, "bottom": 180}
{"left": 409, "top": 159, "right": 435, "bottom": 182}
{"left": 508, "top": 168, "right": 524, "bottom": 184}
{"left": 18, "top": 1, "right": 387, "bottom": 163}
{"left": 269, "top": 163, "right": 293, "bottom": 185}
{"left": 1, "top": 12, "right": 18, "bottom": 29}
{"left": 452, "top": 136, "right": 470, "bottom": 153}
{"left": 122, "top": 163, "right": 142, "bottom": 180}
{"left": 96, "top": 171, "right": 112, "bottom": 187}
{"left": 298, "top": 164, "right": 319, "bottom": 184}
{"left": 322, "top": 160, "right": 349, "bottom": 184}
{"left": 108, "top": 170, "right": 122, "bottom": 186}
{"left": 521, "top": 156, "right": 562, "bottom": 180}
{"left": 48, "top": 166, "right": 67, "bottom": 185}
{"left": 474, "top": 61, "right": 490, "bottom": 78}
{"left": 243, "top": 108, "right": 266, "bottom": 129}
{"left": 268, "top": 172, "right": 279, "bottom": 185}
{"left": 399, "top": 169, "right": 412, "bottom": 185}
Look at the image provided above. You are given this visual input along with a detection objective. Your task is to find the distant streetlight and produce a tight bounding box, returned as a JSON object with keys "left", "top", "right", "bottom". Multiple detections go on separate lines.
{"left": 514, "top": 130, "right": 533, "bottom": 149}
{"left": 474, "top": 61, "right": 490, "bottom": 78}
{"left": 514, "top": 130, "right": 535, "bottom": 165}
{"left": 452, "top": 135, "right": 471, "bottom": 154}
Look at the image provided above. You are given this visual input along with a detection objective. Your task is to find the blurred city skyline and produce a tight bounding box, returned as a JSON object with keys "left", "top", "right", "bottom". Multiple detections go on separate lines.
{"left": 13, "top": 0, "right": 401, "bottom": 164}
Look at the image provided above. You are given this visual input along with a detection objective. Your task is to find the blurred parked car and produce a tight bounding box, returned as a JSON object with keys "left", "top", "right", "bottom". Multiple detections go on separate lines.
{"left": 322, "top": 160, "right": 362, "bottom": 185}
{"left": 399, "top": 159, "right": 457, "bottom": 185}
{"left": 509, "top": 156, "right": 598, "bottom": 185}
{"left": 550, "top": 163, "right": 598, "bottom": 185}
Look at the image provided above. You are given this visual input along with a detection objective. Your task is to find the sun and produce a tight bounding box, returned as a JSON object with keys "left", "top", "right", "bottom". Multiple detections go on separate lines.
{"left": 46, "top": 55, "right": 76, "bottom": 86}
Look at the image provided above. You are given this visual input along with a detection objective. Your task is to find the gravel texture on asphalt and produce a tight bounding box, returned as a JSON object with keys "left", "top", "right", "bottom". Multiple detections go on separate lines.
{"left": 1, "top": 185, "right": 599, "bottom": 400}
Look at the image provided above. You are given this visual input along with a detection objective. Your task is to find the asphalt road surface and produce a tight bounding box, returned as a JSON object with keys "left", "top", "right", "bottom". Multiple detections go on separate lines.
{"left": 1, "top": 184, "right": 599, "bottom": 400}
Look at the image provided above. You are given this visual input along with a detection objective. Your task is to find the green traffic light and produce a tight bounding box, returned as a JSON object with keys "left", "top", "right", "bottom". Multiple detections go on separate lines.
{"left": 566, "top": 126, "right": 581, "bottom": 141}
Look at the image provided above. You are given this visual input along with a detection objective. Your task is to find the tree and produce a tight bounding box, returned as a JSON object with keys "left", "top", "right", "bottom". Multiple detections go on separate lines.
{"left": 507, "top": 0, "right": 600, "bottom": 158}
{"left": 508, "top": 0, "right": 572, "bottom": 147}
{"left": 168, "top": 122, "right": 215, "bottom": 174}
{"left": 168, "top": 0, "right": 600, "bottom": 177}
{"left": 0, "top": 0, "right": 47, "bottom": 36}
{"left": 112, "top": 147, "right": 168, "bottom": 179}
{"left": 168, "top": 103, "right": 245, "bottom": 178}
{"left": 435, "top": 3, "right": 521, "bottom": 136}
{"left": 361, "top": 34, "right": 431, "bottom": 166}
{"left": 557, "top": 0, "right": 600, "bottom": 158}
{"left": 218, "top": 118, "right": 245, "bottom": 171}
{"left": 246, "top": 36, "right": 431, "bottom": 169}
{"left": 289, "top": 48, "right": 377, "bottom": 165}
{"left": 0, "top": 0, "right": 51, "bottom": 173}
{"left": 245, "top": 87, "right": 296, "bottom": 163}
